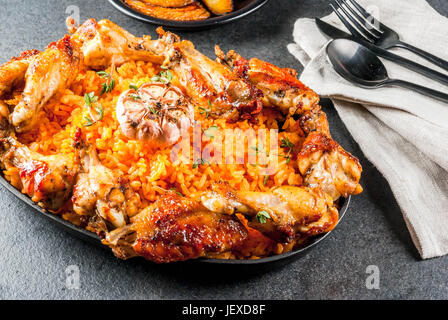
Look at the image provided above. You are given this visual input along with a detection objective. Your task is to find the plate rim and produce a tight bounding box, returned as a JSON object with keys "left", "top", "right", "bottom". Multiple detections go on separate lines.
{"left": 107, "top": 0, "right": 270, "bottom": 29}
{"left": 0, "top": 173, "right": 349, "bottom": 265}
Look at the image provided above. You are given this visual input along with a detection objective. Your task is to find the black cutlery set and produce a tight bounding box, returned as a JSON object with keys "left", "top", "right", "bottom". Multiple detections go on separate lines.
{"left": 320, "top": 0, "right": 448, "bottom": 103}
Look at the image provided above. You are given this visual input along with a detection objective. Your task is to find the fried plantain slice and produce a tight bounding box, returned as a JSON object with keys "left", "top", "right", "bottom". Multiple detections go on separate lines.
{"left": 141, "top": 0, "right": 195, "bottom": 7}
{"left": 125, "top": 0, "right": 211, "bottom": 21}
{"left": 202, "top": 0, "right": 233, "bottom": 15}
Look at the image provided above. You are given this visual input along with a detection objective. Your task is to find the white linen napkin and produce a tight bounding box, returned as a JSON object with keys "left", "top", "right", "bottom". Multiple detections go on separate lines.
{"left": 287, "top": 0, "right": 448, "bottom": 259}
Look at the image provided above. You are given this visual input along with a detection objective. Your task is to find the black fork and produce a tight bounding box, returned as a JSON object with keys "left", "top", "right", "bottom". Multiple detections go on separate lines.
{"left": 330, "top": 0, "right": 448, "bottom": 72}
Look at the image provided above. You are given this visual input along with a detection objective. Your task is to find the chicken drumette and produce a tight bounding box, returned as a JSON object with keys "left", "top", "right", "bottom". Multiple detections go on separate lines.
{"left": 145, "top": 28, "right": 263, "bottom": 121}
{"left": 72, "top": 147, "right": 141, "bottom": 231}
{"left": 68, "top": 18, "right": 164, "bottom": 70}
{"left": 0, "top": 136, "right": 77, "bottom": 211}
{"left": 194, "top": 182, "right": 339, "bottom": 243}
{"left": 105, "top": 192, "right": 248, "bottom": 263}
{"left": 6, "top": 36, "right": 82, "bottom": 132}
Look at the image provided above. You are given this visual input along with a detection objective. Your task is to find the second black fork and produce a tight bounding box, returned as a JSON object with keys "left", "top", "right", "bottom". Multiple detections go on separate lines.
{"left": 331, "top": 0, "right": 448, "bottom": 72}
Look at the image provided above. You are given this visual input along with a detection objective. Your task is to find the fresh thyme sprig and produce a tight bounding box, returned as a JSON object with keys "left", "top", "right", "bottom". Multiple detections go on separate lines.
{"left": 192, "top": 158, "right": 210, "bottom": 169}
{"left": 97, "top": 71, "right": 116, "bottom": 95}
{"left": 280, "top": 137, "right": 295, "bottom": 164}
{"left": 83, "top": 92, "right": 103, "bottom": 127}
{"left": 151, "top": 69, "right": 173, "bottom": 84}
{"left": 199, "top": 100, "right": 212, "bottom": 118}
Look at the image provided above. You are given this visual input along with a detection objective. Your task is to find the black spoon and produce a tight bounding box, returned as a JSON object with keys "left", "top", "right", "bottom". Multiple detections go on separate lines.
{"left": 326, "top": 39, "right": 448, "bottom": 103}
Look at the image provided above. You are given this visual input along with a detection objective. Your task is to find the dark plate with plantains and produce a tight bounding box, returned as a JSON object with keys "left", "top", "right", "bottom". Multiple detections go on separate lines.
{"left": 108, "top": 0, "right": 270, "bottom": 30}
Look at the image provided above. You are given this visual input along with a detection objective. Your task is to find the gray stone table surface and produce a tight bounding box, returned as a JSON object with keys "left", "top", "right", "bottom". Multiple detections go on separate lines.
{"left": 0, "top": 0, "right": 447, "bottom": 300}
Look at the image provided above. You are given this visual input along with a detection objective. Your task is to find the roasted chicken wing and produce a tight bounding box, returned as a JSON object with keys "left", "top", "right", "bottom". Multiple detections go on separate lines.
{"left": 147, "top": 29, "right": 263, "bottom": 121}
{"left": 68, "top": 18, "right": 164, "bottom": 70}
{"left": 72, "top": 147, "right": 141, "bottom": 229}
{"left": 0, "top": 50, "right": 40, "bottom": 98}
{"left": 216, "top": 48, "right": 320, "bottom": 116}
{"left": 298, "top": 132, "right": 363, "bottom": 200}
{"left": 0, "top": 136, "right": 77, "bottom": 211}
{"left": 105, "top": 192, "right": 248, "bottom": 263}
{"left": 195, "top": 182, "right": 339, "bottom": 243}
{"left": 10, "top": 35, "right": 82, "bottom": 132}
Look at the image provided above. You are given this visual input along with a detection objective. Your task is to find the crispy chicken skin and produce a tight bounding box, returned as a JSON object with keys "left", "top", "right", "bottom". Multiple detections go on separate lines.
{"left": 299, "top": 105, "right": 331, "bottom": 137}
{"left": 195, "top": 182, "right": 339, "bottom": 243}
{"left": 216, "top": 47, "right": 320, "bottom": 116}
{"left": 68, "top": 18, "right": 164, "bottom": 70}
{"left": 10, "top": 36, "right": 82, "bottom": 132}
{"left": 298, "top": 132, "right": 363, "bottom": 200}
{"left": 72, "top": 147, "right": 141, "bottom": 229}
{"left": 147, "top": 29, "right": 263, "bottom": 121}
{"left": 0, "top": 50, "right": 40, "bottom": 98}
{"left": 106, "top": 192, "right": 248, "bottom": 263}
{"left": 0, "top": 136, "right": 77, "bottom": 211}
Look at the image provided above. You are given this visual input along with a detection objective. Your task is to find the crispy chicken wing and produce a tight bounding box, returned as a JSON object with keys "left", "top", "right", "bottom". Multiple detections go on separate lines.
{"left": 68, "top": 18, "right": 164, "bottom": 70}
{"left": 299, "top": 105, "right": 331, "bottom": 137}
{"left": 216, "top": 48, "right": 320, "bottom": 116}
{"left": 105, "top": 192, "right": 248, "bottom": 263}
{"left": 10, "top": 35, "right": 82, "bottom": 132}
{"left": 0, "top": 50, "right": 40, "bottom": 98}
{"left": 0, "top": 136, "right": 77, "bottom": 211}
{"left": 298, "top": 132, "right": 363, "bottom": 200}
{"left": 195, "top": 182, "right": 339, "bottom": 243}
{"left": 146, "top": 29, "right": 263, "bottom": 121}
{"left": 72, "top": 147, "right": 141, "bottom": 229}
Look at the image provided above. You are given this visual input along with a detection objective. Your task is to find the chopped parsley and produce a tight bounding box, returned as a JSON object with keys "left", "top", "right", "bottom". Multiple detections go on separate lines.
{"left": 129, "top": 84, "right": 139, "bottom": 91}
{"left": 256, "top": 211, "right": 271, "bottom": 224}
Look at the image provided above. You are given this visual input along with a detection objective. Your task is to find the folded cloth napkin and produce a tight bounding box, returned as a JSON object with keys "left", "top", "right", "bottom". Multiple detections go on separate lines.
{"left": 287, "top": 0, "right": 448, "bottom": 259}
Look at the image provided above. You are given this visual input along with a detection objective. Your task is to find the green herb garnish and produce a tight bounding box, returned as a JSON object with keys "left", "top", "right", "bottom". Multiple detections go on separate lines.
{"left": 84, "top": 92, "right": 98, "bottom": 107}
{"left": 199, "top": 100, "right": 212, "bottom": 118}
{"left": 83, "top": 92, "right": 103, "bottom": 127}
{"left": 129, "top": 84, "right": 139, "bottom": 91}
{"left": 97, "top": 71, "right": 116, "bottom": 95}
{"left": 170, "top": 188, "right": 183, "bottom": 197}
{"left": 151, "top": 69, "right": 173, "bottom": 84}
{"left": 203, "top": 125, "right": 220, "bottom": 139}
{"left": 148, "top": 106, "right": 159, "bottom": 115}
{"left": 256, "top": 211, "right": 271, "bottom": 224}
{"left": 280, "top": 137, "right": 295, "bottom": 164}
{"left": 192, "top": 158, "right": 209, "bottom": 169}
{"left": 263, "top": 175, "right": 269, "bottom": 186}
{"left": 130, "top": 94, "right": 142, "bottom": 101}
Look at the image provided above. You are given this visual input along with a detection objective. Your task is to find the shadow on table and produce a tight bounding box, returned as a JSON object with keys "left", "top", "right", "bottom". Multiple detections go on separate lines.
{"left": 123, "top": 250, "right": 304, "bottom": 287}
